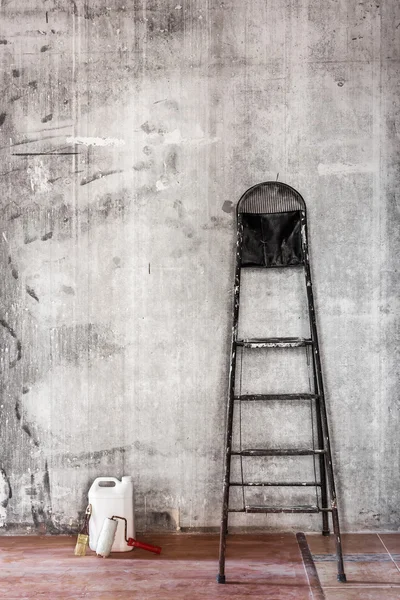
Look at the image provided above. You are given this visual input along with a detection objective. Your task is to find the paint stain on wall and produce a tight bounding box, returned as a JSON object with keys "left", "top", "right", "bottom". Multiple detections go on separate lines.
{"left": 0, "top": 318, "right": 22, "bottom": 368}
{"left": 26, "top": 285, "right": 39, "bottom": 302}
{"left": 221, "top": 201, "right": 234, "bottom": 213}
{"left": 27, "top": 161, "right": 51, "bottom": 193}
{"left": 61, "top": 285, "right": 75, "bottom": 295}
{"left": 67, "top": 136, "right": 125, "bottom": 147}
{"left": 0, "top": 469, "right": 12, "bottom": 527}
{"left": 80, "top": 169, "right": 124, "bottom": 186}
{"left": 30, "top": 463, "right": 56, "bottom": 533}
{"left": 50, "top": 323, "right": 123, "bottom": 365}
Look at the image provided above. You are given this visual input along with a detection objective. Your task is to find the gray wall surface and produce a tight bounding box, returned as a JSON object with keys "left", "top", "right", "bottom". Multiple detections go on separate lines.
{"left": 0, "top": 0, "right": 399, "bottom": 534}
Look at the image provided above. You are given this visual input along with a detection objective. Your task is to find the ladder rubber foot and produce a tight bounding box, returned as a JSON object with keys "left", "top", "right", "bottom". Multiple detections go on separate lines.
{"left": 337, "top": 574, "right": 347, "bottom": 583}
{"left": 322, "top": 530, "right": 330, "bottom": 536}
{"left": 216, "top": 575, "right": 226, "bottom": 584}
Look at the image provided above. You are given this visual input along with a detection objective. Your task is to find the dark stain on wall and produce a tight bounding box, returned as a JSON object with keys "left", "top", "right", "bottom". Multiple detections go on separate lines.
{"left": 21, "top": 423, "right": 40, "bottom": 447}
{"left": 146, "top": 511, "right": 174, "bottom": 531}
{"left": 50, "top": 323, "right": 123, "bottom": 365}
{"left": 69, "top": 0, "right": 78, "bottom": 16}
{"left": 221, "top": 200, "right": 234, "bottom": 213}
{"left": 53, "top": 445, "right": 127, "bottom": 469}
{"left": 15, "top": 399, "right": 39, "bottom": 447}
{"left": 83, "top": 1, "right": 130, "bottom": 20}
{"left": 164, "top": 147, "right": 178, "bottom": 175}
{"left": 0, "top": 113, "right": 7, "bottom": 127}
{"left": 133, "top": 440, "right": 157, "bottom": 457}
{"left": 202, "top": 216, "right": 231, "bottom": 231}
{"left": 141, "top": 121, "right": 157, "bottom": 134}
{"left": 141, "top": 4, "right": 185, "bottom": 38}
{"left": 3, "top": 202, "right": 21, "bottom": 220}
{"left": 14, "top": 399, "right": 22, "bottom": 422}
{"left": 133, "top": 160, "right": 153, "bottom": 171}
{"left": 133, "top": 184, "right": 158, "bottom": 207}
{"left": 8, "top": 253, "right": 19, "bottom": 280}
{"left": 0, "top": 318, "right": 22, "bottom": 368}
{"left": 30, "top": 469, "right": 56, "bottom": 534}
{"left": 61, "top": 285, "right": 75, "bottom": 295}
{"left": 0, "top": 468, "right": 12, "bottom": 508}
{"left": 24, "top": 234, "right": 37, "bottom": 245}
{"left": 2, "top": 191, "right": 132, "bottom": 249}
{"left": 29, "top": 461, "right": 57, "bottom": 533}
{"left": 43, "top": 460, "right": 51, "bottom": 499}
{"left": 80, "top": 169, "right": 124, "bottom": 186}
{"left": 26, "top": 285, "right": 39, "bottom": 302}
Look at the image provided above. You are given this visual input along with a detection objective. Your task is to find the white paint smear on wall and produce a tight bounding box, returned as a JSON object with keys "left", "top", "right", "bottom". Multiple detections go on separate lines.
{"left": 27, "top": 160, "right": 51, "bottom": 193}
{"left": 163, "top": 128, "right": 219, "bottom": 146}
{"left": 318, "top": 162, "right": 377, "bottom": 176}
{"left": 66, "top": 136, "right": 126, "bottom": 147}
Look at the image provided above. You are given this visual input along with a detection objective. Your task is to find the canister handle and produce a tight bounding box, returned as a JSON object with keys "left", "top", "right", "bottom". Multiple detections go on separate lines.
{"left": 92, "top": 477, "right": 120, "bottom": 489}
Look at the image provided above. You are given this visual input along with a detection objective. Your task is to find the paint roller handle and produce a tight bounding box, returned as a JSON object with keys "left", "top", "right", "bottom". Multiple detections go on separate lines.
{"left": 127, "top": 538, "right": 162, "bottom": 554}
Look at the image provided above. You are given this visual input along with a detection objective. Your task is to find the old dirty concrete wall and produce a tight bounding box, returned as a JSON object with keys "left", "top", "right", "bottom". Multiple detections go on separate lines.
{"left": 0, "top": 0, "right": 399, "bottom": 534}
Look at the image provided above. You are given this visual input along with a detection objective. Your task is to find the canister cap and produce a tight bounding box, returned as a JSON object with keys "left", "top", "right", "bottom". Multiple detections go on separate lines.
{"left": 121, "top": 476, "right": 133, "bottom": 482}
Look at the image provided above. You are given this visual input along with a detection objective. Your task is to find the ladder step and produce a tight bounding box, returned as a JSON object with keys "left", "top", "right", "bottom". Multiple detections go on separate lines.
{"left": 235, "top": 393, "right": 319, "bottom": 402}
{"left": 236, "top": 337, "right": 313, "bottom": 348}
{"left": 230, "top": 481, "right": 321, "bottom": 487}
{"left": 245, "top": 505, "right": 320, "bottom": 514}
{"left": 231, "top": 449, "right": 326, "bottom": 457}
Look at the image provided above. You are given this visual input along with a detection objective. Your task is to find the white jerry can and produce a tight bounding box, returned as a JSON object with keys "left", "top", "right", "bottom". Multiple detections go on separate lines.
{"left": 88, "top": 476, "right": 135, "bottom": 552}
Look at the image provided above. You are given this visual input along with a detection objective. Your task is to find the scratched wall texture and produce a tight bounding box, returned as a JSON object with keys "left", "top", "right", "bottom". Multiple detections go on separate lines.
{"left": 0, "top": 0, "right": 399, "bottom": 534}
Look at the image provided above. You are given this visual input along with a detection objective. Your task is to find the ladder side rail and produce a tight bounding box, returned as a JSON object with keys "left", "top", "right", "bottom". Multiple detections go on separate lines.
{"left": 312, "top": 348, "right": 330, "bottom": 535}
{"left": 300, "top": 211, "right": 346, "bottom": 582}
{"left": 306, "top": 307, "right": 330, "bottom": 534}
{"left": 217, "top": 214, "right": 244, "bottom": 584}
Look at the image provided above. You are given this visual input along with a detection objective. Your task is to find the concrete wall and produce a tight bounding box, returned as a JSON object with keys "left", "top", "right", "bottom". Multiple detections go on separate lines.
{"left": 0, "top": 0, "right": 399, "bottom": 534}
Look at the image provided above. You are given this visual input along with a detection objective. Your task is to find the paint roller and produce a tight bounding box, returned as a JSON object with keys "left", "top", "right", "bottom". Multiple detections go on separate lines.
{"left": 96, "top": 516, "right": 162, "bottom": 558}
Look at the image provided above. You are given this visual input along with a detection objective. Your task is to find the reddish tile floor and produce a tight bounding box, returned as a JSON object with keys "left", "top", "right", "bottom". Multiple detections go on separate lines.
{"left": 0, "top": 532, "right": 399, "bottom": 599}
{"left": 307, "top": 532, "right": 400, "bottom": 600}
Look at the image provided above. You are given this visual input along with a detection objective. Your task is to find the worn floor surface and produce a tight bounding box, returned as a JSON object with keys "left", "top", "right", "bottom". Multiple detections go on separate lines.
{"left": 0, "top": 533, "right": 399, "bottom": 599}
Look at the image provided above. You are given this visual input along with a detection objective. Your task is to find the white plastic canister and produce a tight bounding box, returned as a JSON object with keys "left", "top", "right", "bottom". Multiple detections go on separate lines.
{"left": 88, "top": 476, "right": 135, "bottom": 552}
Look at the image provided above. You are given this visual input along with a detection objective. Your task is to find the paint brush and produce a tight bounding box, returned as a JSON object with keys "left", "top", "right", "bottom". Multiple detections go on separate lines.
{"left": 74, "top": 504, "right": 91, "bottom": 556}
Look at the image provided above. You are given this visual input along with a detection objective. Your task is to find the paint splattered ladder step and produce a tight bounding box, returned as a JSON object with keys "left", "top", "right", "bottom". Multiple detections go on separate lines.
{"left": 236, "top": 337, "right": 313, "bottom": 348}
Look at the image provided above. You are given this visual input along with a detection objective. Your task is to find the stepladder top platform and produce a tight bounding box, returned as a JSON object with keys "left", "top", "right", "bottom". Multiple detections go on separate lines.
{"left": 237, "top": 182, "right": 306, "bottom": 215}
{"left": 236, "top": 182, "right": 307, "bottom": 268}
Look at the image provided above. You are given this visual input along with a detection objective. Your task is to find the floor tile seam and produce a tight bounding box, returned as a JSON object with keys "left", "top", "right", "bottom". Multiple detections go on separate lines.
{"left": 313, "top": 553, "right": 393, "bottom": 562}
{"left": 323, "top": 584, "right": 400, "bottom": 589}
{"left": 377, "top": 534, "right": 400, "bottom": 575}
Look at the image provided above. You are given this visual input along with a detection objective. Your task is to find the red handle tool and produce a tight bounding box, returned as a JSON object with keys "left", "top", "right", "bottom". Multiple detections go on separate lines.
{"left": 127, "top": 538, "right": 162, "bottom": 554}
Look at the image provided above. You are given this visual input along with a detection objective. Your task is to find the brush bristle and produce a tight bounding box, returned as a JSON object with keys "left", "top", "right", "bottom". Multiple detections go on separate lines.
{"left": 74, "top": 534, "right": 89, "bottom": 556}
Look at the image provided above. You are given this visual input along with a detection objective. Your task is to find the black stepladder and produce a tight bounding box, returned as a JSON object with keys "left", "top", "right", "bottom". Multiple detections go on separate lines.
{"left": 217, "top": 181, "right": 346, "bottom": 584}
